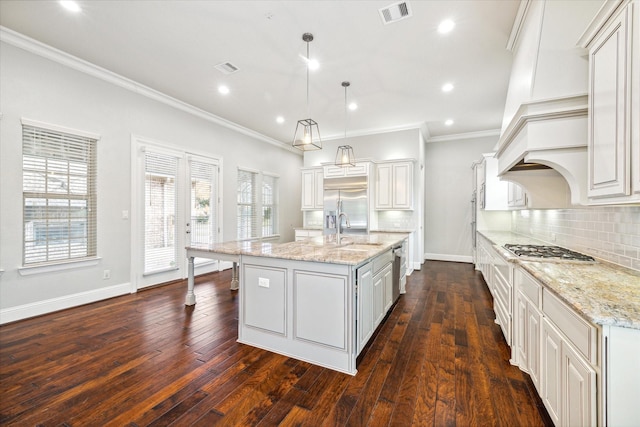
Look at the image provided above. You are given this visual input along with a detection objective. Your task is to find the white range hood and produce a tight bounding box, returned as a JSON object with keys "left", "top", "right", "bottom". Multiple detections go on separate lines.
{"left": 494, "top": 94, "right": 589, "bottom": 207}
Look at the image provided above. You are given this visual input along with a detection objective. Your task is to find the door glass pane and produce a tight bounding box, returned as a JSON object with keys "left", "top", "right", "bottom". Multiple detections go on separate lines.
{"left": 144, "top": 152, "right": 178, "bottom": 274}
{"left": 190, "top": 160, "right": 217, "bottom": 264}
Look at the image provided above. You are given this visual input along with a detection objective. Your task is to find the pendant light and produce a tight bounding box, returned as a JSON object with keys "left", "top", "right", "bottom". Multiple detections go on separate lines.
{"left": 335, "top": 81, "right": 355, "bottom": 167}
{"left": 293, "top": 33, "right": 322, "bottom": 151}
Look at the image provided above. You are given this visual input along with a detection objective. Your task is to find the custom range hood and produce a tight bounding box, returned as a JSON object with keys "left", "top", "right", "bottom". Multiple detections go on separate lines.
{"left": 495, "top": 94, "right": 589, "bottom": 207}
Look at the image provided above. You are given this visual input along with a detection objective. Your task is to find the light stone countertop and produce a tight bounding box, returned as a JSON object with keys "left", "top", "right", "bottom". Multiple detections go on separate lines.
{"left": 478, "top": 230, "right": 640, "bottom": 330}
{"left": 187, "top": 233, "right": 409, "bottom": 266}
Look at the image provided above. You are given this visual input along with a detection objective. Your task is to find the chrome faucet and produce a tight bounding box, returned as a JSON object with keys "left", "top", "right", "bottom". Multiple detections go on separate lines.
{"left": 336, "top": 200, "right": 351, "bottom": 244}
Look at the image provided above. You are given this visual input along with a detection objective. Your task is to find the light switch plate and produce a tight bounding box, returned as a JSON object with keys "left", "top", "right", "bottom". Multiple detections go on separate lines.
{"left": 258, "top": 277, "right": 269, "bottom": 288}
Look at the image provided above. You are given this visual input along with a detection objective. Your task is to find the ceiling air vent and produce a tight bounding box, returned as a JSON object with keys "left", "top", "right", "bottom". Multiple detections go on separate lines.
{"left": 214, "top": 62, "right": 239, "bottom": 75}
{"left": 379, "top": 1, "right": 412, "bottom": 25}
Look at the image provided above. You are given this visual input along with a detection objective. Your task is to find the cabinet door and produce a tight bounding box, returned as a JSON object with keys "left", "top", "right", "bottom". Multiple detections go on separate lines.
{"left": 527, "top": 301, "right": 541, "bottom": 393}
{"left": 541, "top": 318, "right": 562, "bottom": 426}
{"left": 375, "top": 164, "right": 392, "bottom": 209}
{"left": 588, "top": 8, "right": 630, "bottom": 198}
{"left": 383, "top": 264, "right": 393, "bottom": 313}
{"left": 508, "top": 182, "right": 527, "bottom": 208}
{"left": 373, "top": 270, "right": 384, "bottom": 326}
{"left": 357, "top": 262, "right": 374, "bottom": 354}
{"left": 392, "top": 162, "right": 413, "bottom": 209}
{"left": 301, "top": 170, "right": 315, "bottom": 210}
{"left": 515, "top": 291, "right": 528, "bottom": 370}
{"left": 562, "top": 342, "right": 596, "bottom": 427}
{"left": 314, "top": 169, "right": 324, "bottom": 209}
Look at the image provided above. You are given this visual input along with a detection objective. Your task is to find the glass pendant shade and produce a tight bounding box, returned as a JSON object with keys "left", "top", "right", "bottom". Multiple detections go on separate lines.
{"left": 335, "top": 145, "right": 355, "bottom": 167}
{"left": 293, "top": 118, "right": 321, "bottom": 150}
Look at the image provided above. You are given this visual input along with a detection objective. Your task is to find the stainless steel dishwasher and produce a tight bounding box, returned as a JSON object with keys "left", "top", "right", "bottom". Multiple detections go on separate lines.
{"left": 392, "top": 244, "right": 405, "bottom": 302}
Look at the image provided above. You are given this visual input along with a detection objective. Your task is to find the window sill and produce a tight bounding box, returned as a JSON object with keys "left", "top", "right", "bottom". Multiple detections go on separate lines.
{"left": 18, "top": 257, "right": 102, "bottom": 276}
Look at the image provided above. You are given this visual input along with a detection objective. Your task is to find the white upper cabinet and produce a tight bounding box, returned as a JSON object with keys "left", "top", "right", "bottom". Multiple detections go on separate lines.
{"left": 583, "top": 0, "right": 640, "bottom": 203}
{"left": 375, "top": 160, "right": 413, "bottom": 210}
{"left": 323, "top": 162, "right": 369, "bottom": 178}
{"left": 300, "top": 167, "right": 323, "bottom": 210}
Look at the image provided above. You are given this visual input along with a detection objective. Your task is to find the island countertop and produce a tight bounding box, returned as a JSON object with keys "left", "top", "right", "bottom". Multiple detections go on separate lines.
{"left": 187, "top": 232, "right": 409, "bottom": 266}
{"left": 478, "top": 230, "right": 640, "bottom": 330}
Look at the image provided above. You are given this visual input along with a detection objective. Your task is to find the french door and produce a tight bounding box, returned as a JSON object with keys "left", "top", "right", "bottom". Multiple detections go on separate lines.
{"left": 132, "top": 137, "right": 220, "bottom": 290}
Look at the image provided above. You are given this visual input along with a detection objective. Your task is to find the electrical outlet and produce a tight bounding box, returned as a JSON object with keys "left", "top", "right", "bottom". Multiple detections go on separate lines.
{"left": 103, "top": 270, "right": 111, "bottom": 280}
{"left": 258, "top": 277, "right": 269, "bottom": 288}
{"left": 551, "top": 232, "right": 556, "bottom": 242}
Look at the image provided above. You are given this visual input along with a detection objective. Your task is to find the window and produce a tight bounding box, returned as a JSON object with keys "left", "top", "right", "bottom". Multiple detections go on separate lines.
{"left": 237, "top": 169, "right": 257, "bottom": 240}
{"left": 22, "top": 121, "right": 98, "bottom": 265}
{"left": 237, "top": 169, "right": 278, "bottom": 240}
{"left": 262, "top": 174, "right": 278, "bottom": 237}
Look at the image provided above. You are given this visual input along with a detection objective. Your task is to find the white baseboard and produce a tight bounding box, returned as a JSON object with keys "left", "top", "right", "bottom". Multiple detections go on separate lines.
{"left": 0, "top": 282, "right": 131, "bottom": 325}
{"left": 424, "top": 253, "right": 473, "bottom": 263}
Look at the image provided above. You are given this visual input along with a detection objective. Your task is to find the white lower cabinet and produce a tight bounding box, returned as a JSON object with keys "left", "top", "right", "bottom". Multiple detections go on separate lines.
{"left": 516, "top": 290, "right": 541, "bottom": 391}
{"left": 542, "top": 317, "right": 563, "bottom": 425}
{"left": 356, "top": 262, "right": 374, "bottom": 354}
{"left": 518, "top": 268, "right": 597, "bottom": 427}
{"left": 357, "top": 250, "right": 393, "bottom": 355}
{"left": 542, "top": 317, "right": 596, "bottom": 427}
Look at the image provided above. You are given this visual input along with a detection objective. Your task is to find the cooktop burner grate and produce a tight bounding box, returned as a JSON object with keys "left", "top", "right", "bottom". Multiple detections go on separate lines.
{"left": 503, "top": 244, "right": 595, "bottom": 262}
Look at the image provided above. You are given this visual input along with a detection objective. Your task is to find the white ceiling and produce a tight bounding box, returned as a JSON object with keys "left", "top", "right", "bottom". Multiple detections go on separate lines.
{"left": 0, "top": 0, "right": 521, "bottom": 145}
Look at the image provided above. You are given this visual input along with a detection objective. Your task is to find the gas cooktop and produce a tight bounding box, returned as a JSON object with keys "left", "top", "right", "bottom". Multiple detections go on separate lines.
{"left": 503, "top": 244, "right": 595, "bottom": 262}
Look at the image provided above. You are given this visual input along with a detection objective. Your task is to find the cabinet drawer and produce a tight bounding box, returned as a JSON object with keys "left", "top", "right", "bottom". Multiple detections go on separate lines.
{"left": 372, "top": 250, "right": 393, "bottom": 274}
{"left": 493, "top": 265, "right": 511, "bottom": 312}
{"left": 518, "top": 270, "right": 541, "bottom": 307}
{"left": 542, "top": 289, "right": 597, "bottom": 363}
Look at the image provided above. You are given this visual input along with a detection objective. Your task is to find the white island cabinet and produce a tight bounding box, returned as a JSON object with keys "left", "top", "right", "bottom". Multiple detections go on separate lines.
{"left": 186, "top": 233, "right": 407, "bottom": 376}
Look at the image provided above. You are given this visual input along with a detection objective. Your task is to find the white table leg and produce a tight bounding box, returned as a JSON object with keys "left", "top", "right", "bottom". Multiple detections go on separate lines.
{"left": 230, "top": 261, "right": 239, "bottom": 290}
{"left": 185, "top": 256, "right": 196, "bottom": 305}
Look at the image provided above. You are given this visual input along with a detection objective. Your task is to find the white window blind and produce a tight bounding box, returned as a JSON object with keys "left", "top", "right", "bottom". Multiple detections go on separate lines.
{"left": 144, "top": 152, "right": 178, "bottom": 274}
{"left": 237, "top": 169, "right": 257, "bottom": 240}
{"left": 262, "top": 174, "right": 278, "bottom": 237}
{"left": 22, "top": 123, "right": 97, "bottom": 265}
{"left": 190, "top": 160, "right": 217, "bottom": 248}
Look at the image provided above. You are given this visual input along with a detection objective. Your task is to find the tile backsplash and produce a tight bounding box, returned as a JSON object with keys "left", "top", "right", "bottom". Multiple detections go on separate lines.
{"left": 512, "top": 206, "right": 640, "bottom": 271}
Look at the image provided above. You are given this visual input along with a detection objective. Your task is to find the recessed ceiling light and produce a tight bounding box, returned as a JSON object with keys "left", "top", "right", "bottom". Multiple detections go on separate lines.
{"left": 218, "top": 85, "right": 230, "bottom": 95}
{"left": 60, "top": 0, "right": 81, "bottom": 13}
{"left": 438, "top": 19, "right": 455, "bottom": 34}
{"left": 442, "top": 83, "right": 454, "bottom": 92}
{"left": 445, "top": 119, "right": 454, "bottom": 126}
{"left": 348, "top": 102, "right": 358, "bottom": 111}
{"left": 276, "top": 116, "right": 285, "bottom": 124}
{"left": 307, "top": 58, "right": 319, "bottom": 71}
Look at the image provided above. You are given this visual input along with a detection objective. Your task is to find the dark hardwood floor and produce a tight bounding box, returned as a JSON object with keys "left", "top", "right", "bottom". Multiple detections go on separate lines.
{"left": 0, "top": 261, "right": 552, "bottom": 426}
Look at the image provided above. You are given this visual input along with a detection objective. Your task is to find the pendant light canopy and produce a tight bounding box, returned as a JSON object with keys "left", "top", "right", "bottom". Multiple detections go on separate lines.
{"left": 293, "top": 33, "right": 322, "bottom": 151}
{"left": 335, "top": 81, "right": 355, "bottom": 167}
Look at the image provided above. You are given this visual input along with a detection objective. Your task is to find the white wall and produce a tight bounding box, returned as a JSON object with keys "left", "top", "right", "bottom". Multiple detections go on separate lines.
{"left": 0, "top": 41, "right": 303, "bottom": 322}
{"left": 424, "top": 134, "right": 498, "bottom": 262}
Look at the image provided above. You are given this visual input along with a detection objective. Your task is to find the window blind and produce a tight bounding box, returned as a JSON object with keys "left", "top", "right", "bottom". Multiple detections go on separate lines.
{"left": 144, "top": 152, "right": 178, "bottom": 274}
{"left": 190, "top": 160, "right": 217, "bottom": 248}
{"left": 237, "top": 169, "right": 257, "bottom": 240}
{"left": 22, "top": 124, "right": 97, "bottom": 265}
{"left": 262, "top": 174, "right": 278, "bottom": 237}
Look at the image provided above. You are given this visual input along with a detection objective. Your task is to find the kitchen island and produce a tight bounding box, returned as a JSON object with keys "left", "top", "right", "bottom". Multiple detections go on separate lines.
{"left": 185, "top": 233, "right": 409, "bottom": 375}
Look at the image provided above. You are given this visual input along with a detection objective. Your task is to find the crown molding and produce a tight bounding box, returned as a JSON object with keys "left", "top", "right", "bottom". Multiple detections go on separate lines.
{"left": 0, "top": 26, "right": 300, "bottom": 155}
{"left": 427, "top": 128, "right": 501, "bottom": 143}
{"left": 506, "top": 0, "right": 532, "bottom": 52}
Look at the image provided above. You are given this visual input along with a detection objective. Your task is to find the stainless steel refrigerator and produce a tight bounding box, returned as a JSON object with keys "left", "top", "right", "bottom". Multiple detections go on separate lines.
{"left": 323, "top": 176, "right": 369, "bottom": 237}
